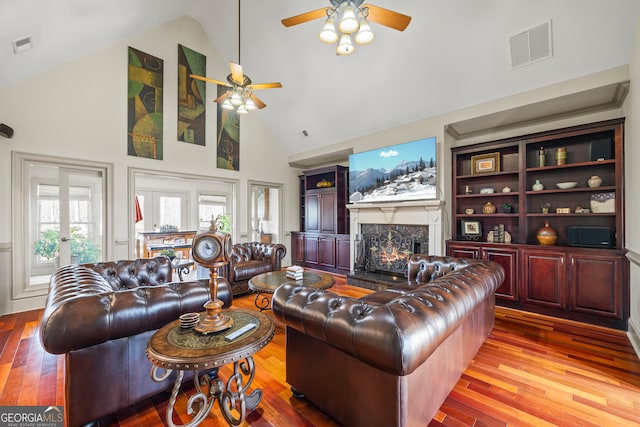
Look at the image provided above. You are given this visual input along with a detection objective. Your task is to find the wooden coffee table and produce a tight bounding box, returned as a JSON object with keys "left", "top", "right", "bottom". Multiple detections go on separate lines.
{"left": 248, "top": 270, "right": 335, "bottom": 311}
{"left": 146, "top": 309, "right": 275, "bottom": 427}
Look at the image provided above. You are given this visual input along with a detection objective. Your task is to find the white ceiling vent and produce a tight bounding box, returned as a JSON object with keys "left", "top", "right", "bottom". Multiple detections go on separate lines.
{"left": 509, "top": 20, "right": 552, "bottom": 69}
{"left": 12, "top": 36, "right": 33, "bottom": 54}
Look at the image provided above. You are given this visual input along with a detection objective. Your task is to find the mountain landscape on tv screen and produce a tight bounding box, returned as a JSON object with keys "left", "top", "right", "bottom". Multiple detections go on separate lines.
{"left": 349, "top": 158, "right": 436, "bottom": 203}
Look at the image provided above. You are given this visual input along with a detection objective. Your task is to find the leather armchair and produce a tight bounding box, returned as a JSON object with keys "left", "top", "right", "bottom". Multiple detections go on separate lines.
{"left": 225, "top": 242, "right": 286, "bottom": 295}
{"left": 40, "top": 257, "right": 232, "bottom": 427}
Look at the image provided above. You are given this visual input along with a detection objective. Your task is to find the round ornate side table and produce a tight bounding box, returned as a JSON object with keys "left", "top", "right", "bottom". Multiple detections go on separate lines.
{"left": 146, "top": 308, "right": 275, "bottom": 426}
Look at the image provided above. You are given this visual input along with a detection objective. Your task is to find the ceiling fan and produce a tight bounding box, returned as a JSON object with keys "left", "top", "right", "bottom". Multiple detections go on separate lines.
{"left": 190, "top": 63, "right": 281, "bottom": 112}
{"left": 281, "top": 0, "right": 411, "bottom": 55}
{"left": 190, "top": 0, "right": 282, "bottom": 113}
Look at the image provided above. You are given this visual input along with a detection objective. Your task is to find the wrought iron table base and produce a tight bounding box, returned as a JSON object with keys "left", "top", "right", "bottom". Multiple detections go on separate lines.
{"left": 151, "top": 356, "right": 260, "bottom": 427}
{"left": 253, "top": 292, "right": 272, "bottom": 311}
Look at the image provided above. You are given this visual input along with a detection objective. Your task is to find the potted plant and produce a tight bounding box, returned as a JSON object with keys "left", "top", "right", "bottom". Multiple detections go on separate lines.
{"left": 160, "top": 248, "right": 176, "bottom": 260}
{"left": 503, "top": 203, "right": 513, "bottom": 213}
{"left": 541, "top": 202, "right": 551, "bottom": 214}
{"left": 33, "top": 227, "right": 100, "bottom": 265}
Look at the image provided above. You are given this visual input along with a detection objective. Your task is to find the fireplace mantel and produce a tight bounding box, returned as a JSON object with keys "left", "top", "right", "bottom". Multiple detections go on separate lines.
{"left": 346, "top": 200, "right": 445, "bottom": 273}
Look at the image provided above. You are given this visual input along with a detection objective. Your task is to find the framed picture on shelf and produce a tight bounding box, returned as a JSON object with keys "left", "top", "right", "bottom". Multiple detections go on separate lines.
{"left": 471, "top": 152, "right": 500, "bottom": 174}
{"left": 461, "top": 220, "right": 482, "bottom": 240}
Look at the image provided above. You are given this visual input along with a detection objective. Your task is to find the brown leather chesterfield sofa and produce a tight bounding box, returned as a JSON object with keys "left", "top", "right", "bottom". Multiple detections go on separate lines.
{"left": 39, "top": 257, "right": 232, "bottom": 427}
{"left": 225, "top": 242, "right": 286, "bottom": 295}
{"left": 272, "top": 255, "right": 504, "bottom": 427}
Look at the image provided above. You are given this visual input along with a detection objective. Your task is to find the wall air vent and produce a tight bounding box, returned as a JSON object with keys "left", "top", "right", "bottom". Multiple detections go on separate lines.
{"left": 509, "top": 20, "right": 552, "bottom": 69}
{"left": 12, "top": 35, "right": 32, "bottom": 54}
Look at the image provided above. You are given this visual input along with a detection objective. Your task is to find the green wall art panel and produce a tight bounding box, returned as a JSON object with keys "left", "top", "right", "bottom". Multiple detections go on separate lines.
{"left": 128, "top": 47, "right": 163, "bottom": 160}
{"left": 217, "top": 85, "right": 240, "bottom": 171}
{"left": 177, "top": 44, "right": 206, "bottom": 146}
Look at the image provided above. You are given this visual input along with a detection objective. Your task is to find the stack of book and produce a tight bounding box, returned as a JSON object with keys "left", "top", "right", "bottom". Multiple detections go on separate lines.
{"left": 286, "top": 265, "right": 304, "bottom": 280}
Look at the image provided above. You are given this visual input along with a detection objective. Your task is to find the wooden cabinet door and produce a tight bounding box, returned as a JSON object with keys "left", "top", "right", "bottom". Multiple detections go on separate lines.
{"left": 446, "top": 242, "right": 480, "bottom": 259}
{"left": 318, "top": 236, "right": 336, "bottom": 267}
{"left": 291, "top": 233, "right": 305, "bottom": 264}
{"left": 305, "top": 194, "right": 320, "bottom": 232}
{"left": 304, "top": 235, "right": 319, "bottom": 265}
{"left": 319, "top": 192, "right": 336, "bottom": 234}
{"left": 568, "top": 253, "right": 625, "bottom": 320}
{"left": 336, "top": 236, "right": 351, "bottom": 271}
{"left": 522, "top": 249, "right": 566, "bottom": 309}
{"left": 482, "top": 246, "right": 518, "bottom": 302}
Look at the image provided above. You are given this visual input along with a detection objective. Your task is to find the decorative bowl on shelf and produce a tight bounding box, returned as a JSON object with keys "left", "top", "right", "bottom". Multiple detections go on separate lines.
{"left": 556, "top": 181, "right": 577, "bottom": 189}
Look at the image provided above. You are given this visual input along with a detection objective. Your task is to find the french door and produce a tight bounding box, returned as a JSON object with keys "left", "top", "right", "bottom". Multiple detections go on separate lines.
{"left": 12, "top": 153, "right": 110, "bottom": 299}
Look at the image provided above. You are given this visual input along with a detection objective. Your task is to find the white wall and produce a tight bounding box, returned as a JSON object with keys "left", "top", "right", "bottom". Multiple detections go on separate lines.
{"left": 0, "top": 16, "right": 300, "bottom": 314}
{"left": 624, "top": 16, "right": 640, "bottom": 353}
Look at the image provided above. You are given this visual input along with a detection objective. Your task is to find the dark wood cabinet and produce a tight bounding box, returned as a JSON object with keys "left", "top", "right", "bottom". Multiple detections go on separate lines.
{"left": 447, "top": 240, "right": 629, "bottom": 329}
{"left": 293, "top": 166, "right": 350, "bottom": 274}
{"left": 448, "top": 118, "right": 628, "bottom": 330}
{"left": 291, "top": 233, "right": 305, "bottom": 264}
{"left": 483, "top": 245, "right": 518, "bottom": 302}
{"left": 522, "top": 249, "right": 566, "bottom": 309}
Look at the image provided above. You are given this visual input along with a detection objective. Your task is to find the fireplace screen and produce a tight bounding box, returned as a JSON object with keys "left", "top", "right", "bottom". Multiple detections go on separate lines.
{"left": 369, "top": 229, "right": 414, "bottom": 275}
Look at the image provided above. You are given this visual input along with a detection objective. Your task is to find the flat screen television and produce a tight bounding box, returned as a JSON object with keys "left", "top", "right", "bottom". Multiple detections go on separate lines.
{"left": 348, "top": 137, "right": 437, "bottom": 203}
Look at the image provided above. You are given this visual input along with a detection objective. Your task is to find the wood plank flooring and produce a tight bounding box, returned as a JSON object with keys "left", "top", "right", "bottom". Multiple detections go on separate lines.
{"left": 1, "top": 273, "right": 639, "bottom": 426}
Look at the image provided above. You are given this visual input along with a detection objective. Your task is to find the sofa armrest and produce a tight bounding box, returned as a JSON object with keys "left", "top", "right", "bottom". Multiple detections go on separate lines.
{"left": 265, "top": 243, "right": 287, "bottom": 270}
{"left": 272, "top": 260, "right": 504, "bottom": 376}
{"left": 40, "top": 265, "right": 232, "bottom": 355}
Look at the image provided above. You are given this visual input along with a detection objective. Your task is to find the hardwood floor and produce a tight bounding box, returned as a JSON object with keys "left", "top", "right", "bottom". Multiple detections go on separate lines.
{"left": 1, "top": 274, "right": 639, "bottom": 426}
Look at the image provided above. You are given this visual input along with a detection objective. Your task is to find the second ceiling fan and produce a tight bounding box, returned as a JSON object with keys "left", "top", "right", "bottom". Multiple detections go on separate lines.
{"left": 190, "top": 0, "right": 282, "bottom": 113}
{"left": 282, "top": 0, "right": 411, "bottom": 55}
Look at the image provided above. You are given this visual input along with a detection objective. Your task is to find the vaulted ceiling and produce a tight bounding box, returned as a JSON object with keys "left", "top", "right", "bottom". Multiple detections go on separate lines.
{"left": 2, "top": 0, "right": 639, "bottom": 157}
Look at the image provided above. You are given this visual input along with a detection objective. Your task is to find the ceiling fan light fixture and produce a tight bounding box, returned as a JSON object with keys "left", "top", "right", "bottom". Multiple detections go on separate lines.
{"left": 230, "top": 90, "right": 243, "bottom": 106}
{"left": 221, "top": 98, "right": 235, "bottom": 110}
{"left": 355, "top": 19, "right": 374, "bottom": 45}
{"left": 338, "top": 5, "right": 359, "bottom": 34}
{"left": 245, "top": 97, "right": 257, "bottom": 110}
{"left": 336, "top": 33, "right": 355, "bottom": 55}
{"left": 318, "top": 17, "right": 338, "bottom": 43}
{"left": 237, "top": 104, "right": 249, "bottom": 114}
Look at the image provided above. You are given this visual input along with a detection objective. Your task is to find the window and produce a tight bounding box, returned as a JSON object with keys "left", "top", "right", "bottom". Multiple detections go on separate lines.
{"left": 198, "top": 194, "right": 228, "bottom": 230}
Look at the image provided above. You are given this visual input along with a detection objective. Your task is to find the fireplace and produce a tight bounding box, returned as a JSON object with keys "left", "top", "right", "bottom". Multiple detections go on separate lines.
{"left": 346, "top": 200, "right": 444, "bottom": 290}
{"left": 355, "top": 224, "right": 428, "bottom": 275}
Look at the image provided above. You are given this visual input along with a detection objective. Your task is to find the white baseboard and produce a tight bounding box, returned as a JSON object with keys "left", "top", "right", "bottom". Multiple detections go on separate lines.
{"left": 628, "top": 317, "right": 640, "bottom": 359}
{"left": 0, "top": 295, "right": 47, "bottom": 316}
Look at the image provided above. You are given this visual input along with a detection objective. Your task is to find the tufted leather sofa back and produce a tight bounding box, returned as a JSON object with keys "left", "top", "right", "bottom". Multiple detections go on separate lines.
{"left": 82, "top": 257, "right": 172, "bottom": 290}
{"left": 407, "top": 255, "right": 475, "bottom": 284}
{"left": 230, "top": 242, "right": 281, "bottom": 263}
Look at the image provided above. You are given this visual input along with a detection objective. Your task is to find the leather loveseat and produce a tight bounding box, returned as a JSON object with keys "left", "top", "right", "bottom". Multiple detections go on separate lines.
{"left": 39, "top": 257, "right": 232, "bottom": 427}
{"left": 225, "top": 242, "right": 286, "bottom": 295}
{"left": 272, "top": 255, "right": 504, "bottom": 427}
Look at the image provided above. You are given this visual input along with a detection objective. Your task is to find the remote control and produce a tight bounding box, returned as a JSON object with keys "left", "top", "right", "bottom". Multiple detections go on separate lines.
{"left": 225, "top": 323, "right": 257, "bottom": 341}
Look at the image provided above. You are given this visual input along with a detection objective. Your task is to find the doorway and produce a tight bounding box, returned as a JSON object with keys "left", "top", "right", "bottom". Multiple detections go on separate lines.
{"left": 248, "top": 181, "right": 283, "bottom": 244}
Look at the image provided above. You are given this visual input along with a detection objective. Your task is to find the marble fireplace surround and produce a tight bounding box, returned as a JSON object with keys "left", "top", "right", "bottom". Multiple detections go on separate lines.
{"left": 346, "top": 200, "right": 445, "bottom": 275}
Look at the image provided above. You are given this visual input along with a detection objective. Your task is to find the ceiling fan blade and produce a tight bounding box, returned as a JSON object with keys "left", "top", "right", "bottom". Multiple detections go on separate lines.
{"left": 189, "top": 74, "right": 229, "bottom": 87}
{"left": 214, "top": 92, "right": 228, "bottom": 104}
{"left": 364, "top": 4, "right": 412, "bottom": 31}
{"left": 229, "top": 62, "right": 245, "bottom": 85}
{"left": 247, "top": 82, "right": 283, "bottom": 90}
{"left": 282, "top": 8, "right": 329, "bottom": 27}
{"left": 251, "top": 94, "right": 267, "bottom": 109}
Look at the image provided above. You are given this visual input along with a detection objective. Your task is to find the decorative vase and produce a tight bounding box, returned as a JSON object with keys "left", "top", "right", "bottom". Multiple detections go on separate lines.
{"left": 536, "top": 221, "right": 557, "bottom": 245}
{"left": 555, "top": 147, "right": 567, "bottom": 165}
{"left": 532, "top": 179, "right": 544, "bottom": 191}
{"left": 482, "top": 201, "right": 497, "bottom": 214}
{"left": 587, "top": 175, "right": 602, "bottom": 188}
